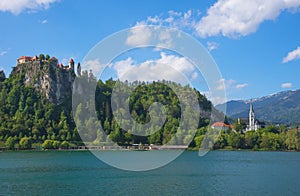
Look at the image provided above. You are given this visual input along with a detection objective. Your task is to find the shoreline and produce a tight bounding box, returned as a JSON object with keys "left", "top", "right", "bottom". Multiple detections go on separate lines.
{"left": 1, "top": 148, "right": 299, "bottom": 153}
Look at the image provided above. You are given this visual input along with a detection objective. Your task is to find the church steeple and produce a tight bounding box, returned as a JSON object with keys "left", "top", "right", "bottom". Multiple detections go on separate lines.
{"left": 250, "top": 101, "right": 253, "bottom": 112}
{"left": 249, "top": 100, "right": 255, "bottom": 130}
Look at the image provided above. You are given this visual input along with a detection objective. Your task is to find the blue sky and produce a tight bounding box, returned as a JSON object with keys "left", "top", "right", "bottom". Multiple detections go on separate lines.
{"left": 1, "top": 0, "right": 300, "bottom": 104}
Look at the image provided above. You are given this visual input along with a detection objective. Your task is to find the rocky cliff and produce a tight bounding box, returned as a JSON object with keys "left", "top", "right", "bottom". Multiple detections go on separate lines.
{"left": 11, "top": 60, "right": 76, "bottom": 105}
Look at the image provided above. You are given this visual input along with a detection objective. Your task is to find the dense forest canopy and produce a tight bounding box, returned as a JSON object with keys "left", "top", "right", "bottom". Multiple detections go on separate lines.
{"left": 72, "top": 74, "right": 213, "bottom": 147}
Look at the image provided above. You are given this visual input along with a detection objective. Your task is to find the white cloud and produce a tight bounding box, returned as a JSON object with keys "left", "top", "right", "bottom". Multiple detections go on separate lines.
{"left": 212, "top": 78, "right": 248, "bottom": 104}
{"left": 112, "top": 52, "right": 196, "bottom": 83}
{"left": 0, "top": 0, "right": 59, "bottom": 15}
{"left": 282, "top": 47, "right": 300, "bottom": 63}
{"left": 82, "top": 59, "right": 105, "bottom": 76}
{"left": 236, "top": 83, "right": 248, "bottom": 89}
{"left": 157, "top": 29, "right": 173, "bottom": 48}
{"left": 156, "top": 52, "right": 194, "bottom": 73}
{"left": 281, "top": 82, "right": 292, "bottom": 88}
{"left": 132, "top": 1, "right": 300, "bottom": 39}
{"left": 144, "top": 10, "right": 199, "bottom": 30}
{"left": 207, "top": 41, "right": 219, "bottom": 51}
{"left": 216, "top": 78, "right": 235, "bottom": 90}
{"left": 126, "top": 23, "right": 152, "bottom": 46}
{"left": 201, "top": 91, "right": 227, "bottom": 105}
{"left": 40, "top": 19, "right": 48, "bottom": 24}
{"left": 217, "top": 78, "right": 248, "bottom": 91}
{"left": 216, "top": 78, "right": 226, "bottom": 91}
{"left": 195, "top": 0, "right": 300, "bottom": 38}
{"left": 113, "top": 57, "right": 135, "bottom": 79}
{"left": 126, "top": 10, "right": 201, "bottom": 47}
{"left": 126, "top": 24, "right": 175, "bottom": 48}
{"left": 0, "top": 50, "right": 8, "bottom": 56}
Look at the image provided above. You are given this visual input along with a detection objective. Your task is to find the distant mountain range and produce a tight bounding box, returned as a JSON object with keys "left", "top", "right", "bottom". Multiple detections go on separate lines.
{"left": 215, "top": 89, "right": 300, "bottom": 125}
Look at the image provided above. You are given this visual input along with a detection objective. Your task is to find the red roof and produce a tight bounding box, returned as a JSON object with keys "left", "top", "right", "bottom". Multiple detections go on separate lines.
{"left": 212, "top": 122, "right": 228, "bottom": 127}
{"left": 17, "top": 56, "right": 31, "bottom": 60}
{"left": 212, "top": 122, "right": 234, "bottom": 129}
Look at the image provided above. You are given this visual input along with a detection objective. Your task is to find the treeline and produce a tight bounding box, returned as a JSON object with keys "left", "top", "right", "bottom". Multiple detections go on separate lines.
{"left": 192, "top": 126, "right": 300, "bottom": 151}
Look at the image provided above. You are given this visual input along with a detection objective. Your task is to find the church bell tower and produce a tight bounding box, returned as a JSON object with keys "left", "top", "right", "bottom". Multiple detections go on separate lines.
{"left": 249, "top": 101, "right": 255, "bottom": 130}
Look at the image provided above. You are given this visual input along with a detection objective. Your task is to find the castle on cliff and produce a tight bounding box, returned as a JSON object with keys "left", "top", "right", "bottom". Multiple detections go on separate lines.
{"left": 17, "top": 55, "right": 81, "bottom": 76}
{"left": 14, "top": 54, "right": 84, "bottom": 104}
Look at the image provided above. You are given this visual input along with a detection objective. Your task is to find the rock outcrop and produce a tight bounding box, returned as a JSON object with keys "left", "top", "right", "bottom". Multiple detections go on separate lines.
{"left": 11, "top": 60, "right": 76, "bottom": 105}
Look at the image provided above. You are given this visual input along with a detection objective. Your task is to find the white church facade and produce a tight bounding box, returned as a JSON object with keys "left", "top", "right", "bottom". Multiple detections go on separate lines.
{"left": 246, "top": 102, "right": 261, "bottom": 131}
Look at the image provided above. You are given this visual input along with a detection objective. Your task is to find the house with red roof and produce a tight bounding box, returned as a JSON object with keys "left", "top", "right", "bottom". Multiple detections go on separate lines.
{"left": 211, "top": 122, "right": 234, "bottom": 131}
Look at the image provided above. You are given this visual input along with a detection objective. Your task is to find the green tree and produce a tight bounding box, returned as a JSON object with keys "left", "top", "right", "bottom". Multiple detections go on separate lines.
{"left": 5, "top": 136, "right": 16, "bottom": 150}
{"left": 60, "top": 141, "right": 70, "bottom": 149}
{"left": 285, "top": 129, "right": 300, "bottom": 150}
{"left": 39, "top": 54, "right": 45, "bottom": 60}
{"left": 194, "top": 135, "right": 205, "bottom": 148}
{"left": 245, "top": 131, "right": 259, "bottom": 149}
{"left": 234, "top": 120, "right": 247, "bottom": 133}
{"left": 227, "top": 132, "right": 245, "bottom": 149}
{"left": 103, "top": 118, "right": 111, "bottom": 133}
{"left": 42, "top": 139, "right": 54, "bottom": 149}
{"left": 264, "top": 125, "right": 280, "bottom": 134}
{"left": 260, "top": 132, "right": 280, "bottom": 150}
{"left": 214, "top": 131, "right": 227, "bottom": 149}
{"left": 19, "top": 137, "right": 31, "bottom": 149}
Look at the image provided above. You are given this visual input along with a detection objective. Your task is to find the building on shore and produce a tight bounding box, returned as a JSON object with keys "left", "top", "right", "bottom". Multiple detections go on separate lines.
{"left": 245, "top": 101, "right": 264, "bottom": 131}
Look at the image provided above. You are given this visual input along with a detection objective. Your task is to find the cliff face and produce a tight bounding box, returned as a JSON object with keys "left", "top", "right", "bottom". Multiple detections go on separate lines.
{"left": 11, "top": 60, "right": 75, "bottom": 105}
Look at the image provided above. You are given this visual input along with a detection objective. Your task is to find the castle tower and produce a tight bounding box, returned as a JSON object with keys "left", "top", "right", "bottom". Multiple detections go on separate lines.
{"left": 249, "top": 101, "right": 255, "bottom": 130}
{"left": 77, "top": 63, "right": 81, "bottom": 76}
{"left": 69, "top": 58, "right": 74, "bottom": 70}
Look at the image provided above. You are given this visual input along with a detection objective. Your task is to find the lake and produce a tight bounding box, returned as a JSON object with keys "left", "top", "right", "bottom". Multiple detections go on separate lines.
{"left": 1, "top": 150, "right": 300, "bottom": 195}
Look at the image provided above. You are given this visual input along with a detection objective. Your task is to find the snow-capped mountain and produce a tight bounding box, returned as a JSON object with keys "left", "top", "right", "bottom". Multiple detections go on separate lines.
{"left": 215, "top": 89, "right": 300, "bottom": 125}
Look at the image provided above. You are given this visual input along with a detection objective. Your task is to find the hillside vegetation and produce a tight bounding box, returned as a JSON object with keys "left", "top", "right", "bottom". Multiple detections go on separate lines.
{"left": 0, "top": 61, "right": 215, "bottom": 149}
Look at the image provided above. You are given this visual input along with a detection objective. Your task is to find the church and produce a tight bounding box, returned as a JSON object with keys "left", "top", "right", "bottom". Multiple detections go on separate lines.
{"left": 245, "top": 102, "right": 262, "bottom": 131}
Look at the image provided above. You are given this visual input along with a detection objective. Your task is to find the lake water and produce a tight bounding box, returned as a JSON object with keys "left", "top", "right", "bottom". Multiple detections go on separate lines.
{"left": 1, "top": 150, "right": 300, "bottom": 195}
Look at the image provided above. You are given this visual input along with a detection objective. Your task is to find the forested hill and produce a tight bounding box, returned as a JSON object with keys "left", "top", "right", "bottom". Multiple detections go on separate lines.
{"left": 0, "top": 58, "right": 219, "bottom": 150}
{"left": 0, "top": 60, "right": 78, "bottom": 149}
